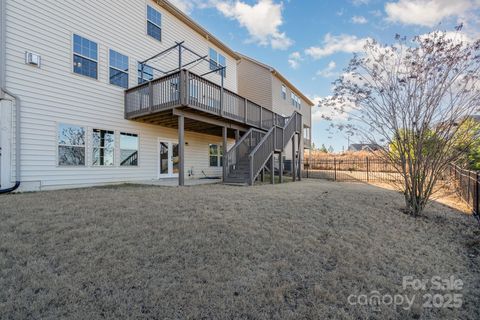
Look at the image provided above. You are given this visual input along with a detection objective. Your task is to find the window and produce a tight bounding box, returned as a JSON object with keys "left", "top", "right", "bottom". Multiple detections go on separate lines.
{"left": 209, "top": 144, "right": 223, "bottom": 167}
{"left": 120, "top": 133, "right": 139, "bottom": 166}
{"left": 58, "top": 124, "right": 86, "bottom": 166}
{"left": 138, "top": 62, "right": 154, "bottom": 84}
{"left": 291, "top": 93, "right": 301, "bottom": 109}
{"left": 281, "top": 85, "right": 287, "bottom": 100}
{"left": 92, "top": 129, "right": 115, "bottom": 166}
{"left": 147, "top": 5, "right": 162, "bottom": 41}
{"left": 73, "top": 34, "right": 98, "bottom": 79}
{"left": 209, "top": 48, "right": 226, "bottom": 77}
{"left": 109, "top": 50, "right": 129, "bottom": 88}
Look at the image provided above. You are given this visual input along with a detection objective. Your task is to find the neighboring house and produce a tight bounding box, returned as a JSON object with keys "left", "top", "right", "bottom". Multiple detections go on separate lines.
{"left": 0, "top": 0, "right": 311, "bottom": 192}
{"left": 237, "top": 54, "right": 314, "bottom": 153}
{"left": 348, "top": 144, "right": 381, "bottom": 152}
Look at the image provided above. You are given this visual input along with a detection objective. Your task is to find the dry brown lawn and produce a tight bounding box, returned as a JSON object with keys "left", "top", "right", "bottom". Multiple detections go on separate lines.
{"left": 0, "top": 180, "right": 479, "bottom": 319}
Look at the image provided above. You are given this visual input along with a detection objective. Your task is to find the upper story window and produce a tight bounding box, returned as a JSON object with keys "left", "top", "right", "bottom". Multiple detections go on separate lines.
{"left": 209, "top": 48, "right": 226, "bottom": 77}
{"left": 73, "top": 34, "right": 98, "bottom": 79}
{"left": 291, "top": 93, "right": 301, "bottom": 109}
{"left": 147, "top": 5, "right": 162, "bottom": 42}
{"left": 281, "top": 85, "right": 287, "bottom": 100}
{"left": 109, "top": 50, "right": 129, "bottom": 89}
{"left": 138, "top": 62, "right": 154, "bottom": 84}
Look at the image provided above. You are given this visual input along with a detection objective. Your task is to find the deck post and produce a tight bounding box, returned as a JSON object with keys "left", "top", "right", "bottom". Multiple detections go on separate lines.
{"left": 261, "top": 168, "right": 265, "bottom": 182}
{"left": 279, "top": 152, "right": 283, "bottom": 183}
{"left": 235, "top": 129, "right": 240, "bottom": 143}
{"left": 222, "top": 126, "right": 227, "bottom": 182}
{"left": 270, "top": 154, "right": 275, "bottom": 184}
{"left": 298, "top": 133, "right": 302, "bottom": 181}
{"left": 178, "top": 115, "right": 185, "bottom": 186}
{"left": 178, "top": 43, "right": 182, "bottom": 70}
{"left": 244, "top": 98, "right": 248, "bottom": 124}
{"left": 148, "top": 81, "right": 153, "bottom": 112}
{"left": 220, "top": 72, "right": 224, "bottom": 117}
{"left": 292, "top": 135, "right": 296, "bottom": 182}
{"left": 259, "top": 108, "right": 263, "bottom": 129}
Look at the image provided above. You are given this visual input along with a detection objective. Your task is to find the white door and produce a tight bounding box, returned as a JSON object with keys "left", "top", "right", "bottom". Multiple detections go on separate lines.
{"left": 158, "top": 139, "right": 179, "bottom": 178}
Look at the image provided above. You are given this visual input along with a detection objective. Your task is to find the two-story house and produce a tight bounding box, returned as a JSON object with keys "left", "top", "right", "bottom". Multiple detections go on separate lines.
{"left": 237, "top": 54, "right": 314, "bottom": 154}
{"left": 0, "top": 0, "right": 312, "bottom": 192}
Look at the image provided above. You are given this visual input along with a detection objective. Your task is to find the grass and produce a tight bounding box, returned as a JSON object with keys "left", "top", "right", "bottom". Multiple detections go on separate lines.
{"left": 0, "top": 180, "right": 479, "bottom": 319}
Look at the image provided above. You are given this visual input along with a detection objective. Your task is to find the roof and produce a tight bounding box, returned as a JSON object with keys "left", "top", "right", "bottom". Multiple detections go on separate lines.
{"left": 348, "top": 144, "right": 381, "bottom": 151}
{"left": 155, "top": 0, "right": 241, "bottom": 60}
{"left": 236, "top": 53, "right": 315, "bottom": 107}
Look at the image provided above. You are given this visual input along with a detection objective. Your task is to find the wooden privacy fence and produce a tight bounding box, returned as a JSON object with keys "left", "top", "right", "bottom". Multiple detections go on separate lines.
{"left": 303, "top": 158, "right": 401, "bottom": 182}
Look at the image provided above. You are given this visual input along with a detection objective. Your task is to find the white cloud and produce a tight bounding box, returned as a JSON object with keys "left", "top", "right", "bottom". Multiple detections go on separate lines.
{"left": 168, "top": 0, "right": 202, "bottom": 14}
{"left": 385, "top": 0, "right": 479, "bottom": 27}
{"left": 305, "top": 34, "right": 371, "bottom": 59}
{"left": 317, "top": 61, "right": 337, "bottom": 77}
{"left": 288, "top": 51, "right": 302, "bottom": 69}
{"left": 351, "top": 15, "right": 368, "bottom": 24}
{"left": 310, "top": 96, "right": 354, "bottom": 122}
{"left": 419, "top": 30, "right": 475, "bottom": 44}
{"left": 215, "top": 0, "right": 293, "bottom": 50}
{"left": 352, "top": 0, "right": 371, "bottom": 5}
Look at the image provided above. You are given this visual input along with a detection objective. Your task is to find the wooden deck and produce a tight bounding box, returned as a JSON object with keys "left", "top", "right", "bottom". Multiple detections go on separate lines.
{"left": 124, "top": 69, "right": 288, "bottom": 136}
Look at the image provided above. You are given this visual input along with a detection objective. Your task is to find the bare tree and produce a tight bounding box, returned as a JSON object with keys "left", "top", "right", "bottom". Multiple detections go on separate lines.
{"left": 322, "top": 27, "right": 480, "bottom": 216}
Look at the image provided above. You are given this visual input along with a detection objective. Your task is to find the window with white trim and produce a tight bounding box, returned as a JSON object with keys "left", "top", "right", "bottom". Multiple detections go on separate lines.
{"left": 291, "top": 93, "right": 301, "bottom": 109}
{"left": 281, "top": 85, "right": 287, "bottom": 100}
{"left": 209, "top": 48, "right": 226, "bottom": 77}
{"left": 92, "top": 129, "right": 115, "bottom": 166}
{"left": 73, "top": 34, "right": 98, "bottom": 79}
{"left": 209, "top": 144, "right": 223, "bottom": 167}
{"left": 120, "top": 133, "right": 139, "bottom": 166}
{"left": 147, "top": 5, "right": 162, "bottom": 41}
{"left": 109, "top": 50, "right": 129, "bottom": 88}
{"left": 58, "top": 124, "right": 86, "bottom": 166}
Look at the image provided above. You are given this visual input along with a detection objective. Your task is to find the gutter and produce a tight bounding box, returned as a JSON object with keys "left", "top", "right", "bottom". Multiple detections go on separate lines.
{"left": 0, "top": 0, "right": 21, "bottom": 193}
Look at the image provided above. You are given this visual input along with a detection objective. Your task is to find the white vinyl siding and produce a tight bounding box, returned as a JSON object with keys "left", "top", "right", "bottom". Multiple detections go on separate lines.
{"left": 4, "top": 0, "right": 238, "bottom": 191}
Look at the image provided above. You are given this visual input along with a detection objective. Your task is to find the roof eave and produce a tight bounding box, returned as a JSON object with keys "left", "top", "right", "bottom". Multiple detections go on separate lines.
{"left": 238, "top": 53, "right": 315, "bottom": 107}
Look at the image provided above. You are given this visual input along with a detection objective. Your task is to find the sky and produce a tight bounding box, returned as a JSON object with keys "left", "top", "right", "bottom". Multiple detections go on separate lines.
{"left": 169, "top": 0, "right": 480, "bottom": 152}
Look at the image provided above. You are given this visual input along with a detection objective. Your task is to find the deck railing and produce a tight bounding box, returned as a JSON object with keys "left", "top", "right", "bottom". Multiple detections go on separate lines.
{"left": 249, "top": 126, "right": 276, "bottom": 184}
{"left": 125, "top": 70, "right": 294, "bottom": 133}
{"left": 125, "top": 71, "right": 181, "bottom": 118}
{"left": 225, "top": 128, "right": 266, "bottom": 178}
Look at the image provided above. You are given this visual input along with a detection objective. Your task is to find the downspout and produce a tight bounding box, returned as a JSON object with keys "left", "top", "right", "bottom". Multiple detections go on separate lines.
{"left": 0, "top": 0, "right": 21, "bottom": 193}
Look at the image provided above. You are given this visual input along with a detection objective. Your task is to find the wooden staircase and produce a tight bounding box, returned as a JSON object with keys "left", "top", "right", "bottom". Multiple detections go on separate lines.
{"left": 224, "top": 111, "right": 302, "bottom": 185}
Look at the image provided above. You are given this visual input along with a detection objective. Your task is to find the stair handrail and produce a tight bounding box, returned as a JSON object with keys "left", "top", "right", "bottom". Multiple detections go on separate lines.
{"left": 248, "top": 126, "right": 275, "bottom": 158}
{"left": 225, "top": 128, "right": 266, "bottom": 158}
{"left": 225, "top": 127, "right": 267, "bottom": 179}
{"left": 248, "top": 126, "right": 276, "bottom": 184}
{"left": 282, "top": 111, "right": 302, "bottom": 149}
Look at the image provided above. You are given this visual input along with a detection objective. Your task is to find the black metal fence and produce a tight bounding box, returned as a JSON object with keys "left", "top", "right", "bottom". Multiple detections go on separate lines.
{"left": 449, "top": 164, "right": 479, "bottom": 220}
{"left": 302, "top": 158, "right": 480, "bottom": 220}
{"left": 303, "top": 158, "right": 401, "bottom": 182}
